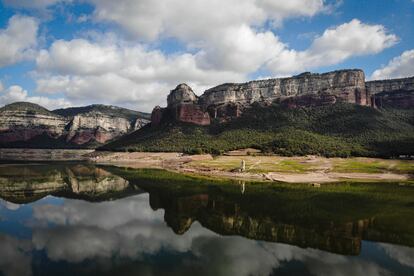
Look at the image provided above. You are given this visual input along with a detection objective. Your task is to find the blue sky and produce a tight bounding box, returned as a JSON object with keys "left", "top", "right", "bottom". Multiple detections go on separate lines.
{"left": 0, "top": 0, "right": 413, "bottom": 111}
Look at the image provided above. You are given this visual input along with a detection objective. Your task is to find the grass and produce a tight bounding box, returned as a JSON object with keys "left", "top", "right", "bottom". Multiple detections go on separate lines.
{"left": 187, "top": 155, "right": 414, "bottom": 175}
{"left": 331, "top": 158, "right": 414, "bottom": 174}
{"left": 189, "top": 156, "right": 318, "bottom": 173}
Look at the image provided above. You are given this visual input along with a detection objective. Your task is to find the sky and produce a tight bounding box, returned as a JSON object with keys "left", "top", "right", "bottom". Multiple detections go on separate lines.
{"left": 0, "top": 0, "right": 413, "bottom": 112}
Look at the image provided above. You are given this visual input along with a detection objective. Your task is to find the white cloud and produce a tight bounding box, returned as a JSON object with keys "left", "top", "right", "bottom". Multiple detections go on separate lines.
{"left": 371, "top": 49, "right": 414, "bottom": 80}
{"left": 0, "top": 15, "right": 38, "bottom": 67}
{"left": 36, "top": 39, "right": 121, "bottom": 75}
{"left": 268, "top": 19, "right": 398, "bottom": 74}
{"left": 34, "top": 37, "right": 245, "bottom": 111}
{"left": 0, "top": 84, "right": 71, "bottom": 109}
{"left": 87, "top": 0, "right": 326, "bottom": 41}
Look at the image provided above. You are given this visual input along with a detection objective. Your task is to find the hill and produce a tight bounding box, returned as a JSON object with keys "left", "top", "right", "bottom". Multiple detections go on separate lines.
{"left": 0, "top": 102, "right": 60, "bottom": 117}
{"left": 100, "top": 103, "right": 414, "bottom": 158}
{"left": 53, "top": 104, "right": 150, "bottom": 121}
{"left": 0, "top": 102, "right": 150, "bottom": 148}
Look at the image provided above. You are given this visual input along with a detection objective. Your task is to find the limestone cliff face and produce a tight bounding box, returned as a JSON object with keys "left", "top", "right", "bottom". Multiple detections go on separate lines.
{"left": 0, "top": 102, "right": 69, "bottom": 143}
{"left": 201, "top": 70, "right": 367, "bottom": 107}
{"left": 152, "top": 69, "right": 368, "bottom": 126}
{"left": 0, "top": 102, "right": 150, "bottom": 148}
{"left": 151, "top": 69, "right": 414, "bottom": 126}
{"left": 162, "top": 84, "right": 211, "bottom": 125}
{"left": 65, "top": 112, "right": 146, "bottom": 144}
{"left": 367, "top": 76, "right": 414, "bottom": 108}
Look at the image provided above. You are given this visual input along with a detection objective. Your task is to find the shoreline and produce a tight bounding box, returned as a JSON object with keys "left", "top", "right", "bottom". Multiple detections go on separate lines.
{"left": 0, "top": 148, "right": 413, "bottom": 183}
{"left": 88, "top": 151, "right": 413, "bottom": 183}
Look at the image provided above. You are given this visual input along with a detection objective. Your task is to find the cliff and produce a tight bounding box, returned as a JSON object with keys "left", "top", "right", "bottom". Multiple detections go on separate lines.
{"left": 201, "top": 69, "right": 368, "bottom": 107}
{"left": 0, "top": 102, "right": 150, "bottom": 148}
{"left": 366, "top": 76, "right": 414, "bottom": 108}
{"left": 152, "top": 69, "right": 414, "bottom": 126}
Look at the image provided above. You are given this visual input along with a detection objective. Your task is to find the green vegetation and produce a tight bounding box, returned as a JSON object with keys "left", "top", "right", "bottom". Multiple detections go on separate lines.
{"left": 0, "top": 102, "right": 58, "bottom": 117}
{"left": 101, "top": 103, "right": 414, "bottom": 158}
{"left": 332, "top": 158, "right": 414, "bottom": 174}
{"left": 187, "top": 155, "right": 414, "bottom": 175}
{"left": 53, "top": 104, "right": 150, "bottom": 120}
{"left": 189, "top": 156, "right": 319, "bottom": 173}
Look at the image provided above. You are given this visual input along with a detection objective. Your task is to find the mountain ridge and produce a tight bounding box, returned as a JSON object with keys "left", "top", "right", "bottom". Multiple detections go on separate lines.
{"left": 102, "top": 69, "right": 414, "bottom": 157}
{"left": 0, "top": 102, "right": 150, "bottom": 148}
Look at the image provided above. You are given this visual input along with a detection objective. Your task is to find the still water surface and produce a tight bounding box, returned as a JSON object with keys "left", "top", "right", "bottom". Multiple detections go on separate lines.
{"left": 0, "top": 163, "right": 413, "bottom": 276}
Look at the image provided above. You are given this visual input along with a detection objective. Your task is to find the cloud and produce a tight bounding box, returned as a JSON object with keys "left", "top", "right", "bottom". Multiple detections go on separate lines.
{"left": 0, "top": 84, "right": 71, "bottom": 109}
{"left": 371, "top": 49, "right": 414, "bottom": 80}
{"left": 87, "top": 0, "right": 326, "bottom": 41}
{"left": 34, "top": 37, "right": 245, "bottom": 111}
{"left": 267, "top": 19, "right": 398, "bottom": 74}
{"left": 0, "top": 15, "right": 39, "bottom": 67}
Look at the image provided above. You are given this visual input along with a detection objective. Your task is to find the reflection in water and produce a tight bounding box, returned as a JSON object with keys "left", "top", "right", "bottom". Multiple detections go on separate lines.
{"left": 0, "top": 163, "right": 413, "bottom": 276}
{"left": 0, "top": 164, "right": 140, "bottom": 203}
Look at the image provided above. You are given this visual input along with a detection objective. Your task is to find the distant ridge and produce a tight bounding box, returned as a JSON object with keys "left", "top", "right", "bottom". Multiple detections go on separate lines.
{"left": 0, "top": 102, "right": 150, "bottom": 148}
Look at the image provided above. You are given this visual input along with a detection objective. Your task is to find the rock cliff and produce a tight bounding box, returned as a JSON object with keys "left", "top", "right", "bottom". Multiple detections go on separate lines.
{"left": 152, "top": 69, "right": 414, "bottom": 126}
{"left": 0, "top": 102, "right": 150, "bottom": 148}
{"left": 367, "top": 76, "right": 414, "bottom": 108}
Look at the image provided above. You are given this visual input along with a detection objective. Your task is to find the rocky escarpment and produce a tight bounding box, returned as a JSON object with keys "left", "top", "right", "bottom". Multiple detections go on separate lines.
{"left": 201, "top": 70, "right": 368, "bottom": 107}
{"left": 152, "top": 69, "right": 367, "bottom": 126}
{"left": 0, "top": 102, "right": 150, "bottom": 148}
{"left": 367, "top": 76, "right": 414, "bottom": 108}
{"left": 152, "top": 69, "right": 414, "bottom": 126}
{"left": 0, "top": 102, "right": 69, "bottom": 143}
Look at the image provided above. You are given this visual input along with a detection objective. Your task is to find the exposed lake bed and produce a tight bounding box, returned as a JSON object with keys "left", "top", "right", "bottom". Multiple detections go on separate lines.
{"left": 2, "top": 148, "right": 412, "bottom": 184}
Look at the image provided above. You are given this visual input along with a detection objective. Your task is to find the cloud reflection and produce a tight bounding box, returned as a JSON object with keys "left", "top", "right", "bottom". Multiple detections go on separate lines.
{"left": 0, "top": 234, "right": 32, "bottom": 276}
{"left": 29, "top": 193, "right": 393, "bottom": 276}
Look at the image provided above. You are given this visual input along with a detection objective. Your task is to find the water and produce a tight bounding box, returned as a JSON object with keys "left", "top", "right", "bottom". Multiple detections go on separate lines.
{"left": 0, "top": 163, "right": 413, "bottom": 276}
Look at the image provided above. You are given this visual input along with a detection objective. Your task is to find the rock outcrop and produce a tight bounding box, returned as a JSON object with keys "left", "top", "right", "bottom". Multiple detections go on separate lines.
{"left": 152, "top": 69, "right": 414, "bottom": 126}
{"left": 0, "top": 102, "right": 150, "bottom": 148}
{"left": 367, "top": 76, "right": 414, "bottom": 108}
{"left": 165, "top": 84, "right": 211, "bottom": 125}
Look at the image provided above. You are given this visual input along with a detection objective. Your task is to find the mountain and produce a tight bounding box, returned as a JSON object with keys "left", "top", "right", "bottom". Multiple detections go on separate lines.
{"left": 0, "top": 102, "right": 150, "bottom": 148}
{"left": 101, "top": 69, "right": 414, "bottom": 157}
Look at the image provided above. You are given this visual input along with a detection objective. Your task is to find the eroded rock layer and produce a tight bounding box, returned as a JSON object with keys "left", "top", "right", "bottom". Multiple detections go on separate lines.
{"left": 367, "top": 77, "right": 414, "bottom": 108}
{"left": 0, "top": 102, "right": 150, "bottom": 148}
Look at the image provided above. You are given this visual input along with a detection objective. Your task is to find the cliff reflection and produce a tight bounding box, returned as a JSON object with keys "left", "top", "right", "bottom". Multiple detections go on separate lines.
{"left": 0, "top": 164, "right": 140, "bottom": 203}
{"left": 147, "top": 188, "right": 371, "bottom": 255}
{"left": 111, "top": 168, "right": 414, "bottom": 256}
